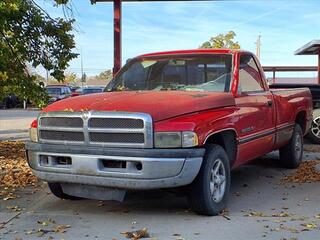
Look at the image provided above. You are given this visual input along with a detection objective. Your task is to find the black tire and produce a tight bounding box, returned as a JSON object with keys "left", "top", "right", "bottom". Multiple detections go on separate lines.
{"left": 188, "top": 144, "right": 231, "bottom": 216}
{"left": 307, "top": 110, "right": 320, "bottom": 144}
{"left": 279, "top": 124, "right": 303, "bottom": 169}
{"left": 48, "top": 182, "right": 82, "bottom": 200}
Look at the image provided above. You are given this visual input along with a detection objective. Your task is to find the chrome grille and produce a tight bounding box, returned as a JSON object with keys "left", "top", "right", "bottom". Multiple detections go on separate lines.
{"left": 89, "top": 118, "right": 144, "bottom": 129}
{"left": 40, "top": 117, "right": 83, "bottom": 128}
{"left": 89, "top": 133, "right": 145, "bottom": 143}
{"left": 37, "top": 111, "right": 153, "bottom": 148}
{"left": 40, "top": 130, "right": 84, "bottom": 142}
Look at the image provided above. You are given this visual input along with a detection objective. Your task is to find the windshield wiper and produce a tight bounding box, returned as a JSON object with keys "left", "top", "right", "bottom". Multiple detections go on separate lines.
{"left": 159, "top": 83, "right": 186, "bottom": 91}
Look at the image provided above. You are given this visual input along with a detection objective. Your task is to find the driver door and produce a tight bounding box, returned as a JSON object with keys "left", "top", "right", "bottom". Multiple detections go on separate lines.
{"left": 235, "top": 54, "right": 275, "bottom": 165}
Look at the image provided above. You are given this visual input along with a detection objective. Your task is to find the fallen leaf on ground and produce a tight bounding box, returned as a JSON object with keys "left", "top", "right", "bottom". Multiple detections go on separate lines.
{"left": 0, "top": 141, "right": 37, "bottom": 188}
{"left": 121, "top": 228, "right": 149, "bottom": 240}
{"left": 301, "top": 223, "right": 317, "bottom": 229}
{"left": 244, "top": 211, "right": 292, "bottom": 218}
{"left": 282, "top": 160, "right": 320, "bottom": 183}
{"left": 6, "top": 205, "right": 21, "bottom": 212}
{"left": 53, "top": 225, "right": 71, "bottom": 233}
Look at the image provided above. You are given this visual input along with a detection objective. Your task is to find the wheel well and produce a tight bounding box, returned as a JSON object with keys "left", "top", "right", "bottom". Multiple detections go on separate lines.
{"left": 205, "top": 130, "right": 237, "bottom": 167}
{"left": 295, "top": 111, "right": 306, "bottom": 133}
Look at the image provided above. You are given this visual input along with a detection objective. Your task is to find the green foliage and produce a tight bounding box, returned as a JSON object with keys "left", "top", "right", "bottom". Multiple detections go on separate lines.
{"left": 0, "top": 0, "right": 77, "bottom": 107}
{"left": 96, "top": 69, "right": 113, "bottom": 82}
{"left": 200, "top": 31, "right": 241, "bottom": 50}
{"left": 63, "top": 72, "right": 78, "bottom": 85}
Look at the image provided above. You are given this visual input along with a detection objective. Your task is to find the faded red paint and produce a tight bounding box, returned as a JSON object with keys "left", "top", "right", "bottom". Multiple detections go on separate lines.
{"left": 44, "top": 91, "right": 235, "bottom": 122}
{"left": 38, "top": 49, "right": 313, "bottom": 168}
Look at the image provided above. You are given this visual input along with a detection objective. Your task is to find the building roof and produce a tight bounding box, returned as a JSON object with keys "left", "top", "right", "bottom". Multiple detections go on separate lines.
{"left": 295, "top": 40, "right": 320, "bottom": 55}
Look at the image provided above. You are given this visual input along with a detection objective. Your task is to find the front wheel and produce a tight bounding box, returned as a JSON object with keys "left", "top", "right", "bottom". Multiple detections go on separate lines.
{"left": 279, "top": 124, "right": 303, "bottom": 169}
{"left": 189, "top": 144, "right": 231, "bottom": 216}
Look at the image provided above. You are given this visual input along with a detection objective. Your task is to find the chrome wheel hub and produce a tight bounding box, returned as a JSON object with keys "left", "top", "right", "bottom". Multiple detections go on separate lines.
{"left": 311, "top": 116, "right": 320, "bottom": 139}
{"left": 210, "top": 159, "right": 226, "bottom": 203}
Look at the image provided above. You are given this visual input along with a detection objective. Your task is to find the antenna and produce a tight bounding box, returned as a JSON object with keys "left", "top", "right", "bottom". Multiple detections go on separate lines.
{"left": 81, "top": 48, "right": 86, "bottom": 87}
{"left": 81, "top": 48, "right": 83, "bottom": 76}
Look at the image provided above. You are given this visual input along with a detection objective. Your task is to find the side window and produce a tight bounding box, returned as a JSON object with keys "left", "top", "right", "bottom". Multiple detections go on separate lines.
{"left": 238, "top": 55, "right": 264, "bottom": 93}
{"left": 61, "top": 88, "right": 65, "bottom": 94}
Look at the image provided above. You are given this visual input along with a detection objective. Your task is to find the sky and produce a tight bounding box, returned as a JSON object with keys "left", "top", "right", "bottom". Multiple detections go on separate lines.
{"left": 39, "top": 0, "right": 320, "bottom": 78}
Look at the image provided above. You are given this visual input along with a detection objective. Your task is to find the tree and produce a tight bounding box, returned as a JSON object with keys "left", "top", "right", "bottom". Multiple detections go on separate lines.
{"left": 0, "top": 0, "right": 77, "bottom": 107}
{"left": 200, "top": 31, "right": 241, "bottom": 50}
{"left": 48, "top": 72, "right": 79, "bottom": 86}
{"left": 63, "top": 73, "right": 78, "bottom": 85}
{"left": 96, "top": 70, "right": 113, "bottom": 82}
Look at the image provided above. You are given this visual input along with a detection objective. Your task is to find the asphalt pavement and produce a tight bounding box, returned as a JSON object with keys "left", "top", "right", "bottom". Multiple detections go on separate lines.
{"left": 0, "top": 109, "right": 39, "bottom": 141}
{"left": 0, "top": 151, "right": 320, "bottom": 240}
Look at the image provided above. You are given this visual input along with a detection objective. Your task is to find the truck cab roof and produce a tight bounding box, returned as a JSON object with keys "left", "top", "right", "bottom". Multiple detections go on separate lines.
{"left": 137, "top": 49, "right": 249, "bottom": 59}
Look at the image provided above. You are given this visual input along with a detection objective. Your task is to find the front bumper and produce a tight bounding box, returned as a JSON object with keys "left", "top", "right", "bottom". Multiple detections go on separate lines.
{"left": 25, "top": 142, "right": 205, "bottom": 190}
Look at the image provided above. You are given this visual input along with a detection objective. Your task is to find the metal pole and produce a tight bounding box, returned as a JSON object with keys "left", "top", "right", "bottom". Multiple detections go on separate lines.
{"left": 318, "top": 52, "right": 320, "bottom": 84}
{"left": 81, "top": 48, "right": 84, "bottom": 88}
{"left": 113, "top": 0, "right": 122, "bottom": 75}
{"left": 46, "top": 70, "right": 49, "bottom": 86}
{"left": 256, "top": 35, "right": 261, "bottom": 61}
{"left": 272, "top": 69, "right": 275, "bottom": 84}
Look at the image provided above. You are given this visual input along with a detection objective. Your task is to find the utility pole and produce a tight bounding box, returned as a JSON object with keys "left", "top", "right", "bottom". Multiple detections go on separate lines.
{"left": 46, "top": 69, "right": 49, "bottom": 86}
{"left": 256, "top": 35, "right": 261, "bottom": 61}
{"left": 81, "top": 49, "right": 86, "bottom": 88}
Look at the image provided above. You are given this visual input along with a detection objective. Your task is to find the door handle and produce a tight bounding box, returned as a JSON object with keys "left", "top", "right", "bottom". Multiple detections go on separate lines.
{"left": 267, "top": 100, "right": 273, "bottom": 107}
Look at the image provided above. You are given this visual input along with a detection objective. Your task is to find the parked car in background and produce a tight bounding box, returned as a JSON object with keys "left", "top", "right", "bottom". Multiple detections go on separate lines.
{"left": 82, "top": 86, "right": 105, "bottom": 95}
{"left": 70, "top": 86, "right": 80, "bottom": 93}
{"left": 1, "top": 94, "right": 21, "bottom": 109}
{"left": 70, "top": 87, "right": 83, "bottom": 97}
{"left": 71, "top": 88, "right": 82, "bottom": 97}
{"left": 46, "top": 85, "right": 72, "bottom": 104}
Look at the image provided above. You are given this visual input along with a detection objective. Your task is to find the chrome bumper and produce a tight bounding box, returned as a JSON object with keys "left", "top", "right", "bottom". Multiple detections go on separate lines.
{"left": 25, "top": 142, "right": 204, "bottom": 190}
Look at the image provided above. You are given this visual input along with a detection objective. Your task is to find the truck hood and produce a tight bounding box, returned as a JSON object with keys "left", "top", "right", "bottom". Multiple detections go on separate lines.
{"left": 44, "top": 91, "right": 235, "bottom": 122}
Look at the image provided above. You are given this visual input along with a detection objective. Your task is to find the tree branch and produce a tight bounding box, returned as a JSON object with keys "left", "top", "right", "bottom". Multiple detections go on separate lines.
{"left": 0, "top": 30, "right": 31, "bottom": 78}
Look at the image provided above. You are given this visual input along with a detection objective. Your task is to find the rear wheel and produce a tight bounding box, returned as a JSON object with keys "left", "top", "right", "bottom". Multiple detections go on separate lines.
{"left": 48, "top": 182, "right": 82, "bottom": 200}
{"left": 189, "top": 144, "right": 231, "bottom": 216}
{"left": 279, "top": 124, "right": 303, "bottom": 169}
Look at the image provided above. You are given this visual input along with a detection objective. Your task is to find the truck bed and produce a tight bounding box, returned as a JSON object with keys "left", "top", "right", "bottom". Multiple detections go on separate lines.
{"left": 270, "top": 88, "right": 313, "bottom": 138}
{"left": 270, "top": 83, "right": 320, "bottom": 108}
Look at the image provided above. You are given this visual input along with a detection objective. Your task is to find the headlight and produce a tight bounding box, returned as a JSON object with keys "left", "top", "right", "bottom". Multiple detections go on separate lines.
{"left": 154, "top": 131, "right": 198, "bottom": 148}
{"left": 29, "top": 128, "right": 38, "bottom": 142}
{"left": 29, "top": 119, "right": 38, "bottom": 142}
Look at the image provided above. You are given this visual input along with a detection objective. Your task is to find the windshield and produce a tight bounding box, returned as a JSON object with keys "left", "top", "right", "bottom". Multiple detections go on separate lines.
{"left": 46, "top": 88, "right": 62, "bottom": 95}
{"left": 107, "top": 54, "right": 232, "bottom": 92}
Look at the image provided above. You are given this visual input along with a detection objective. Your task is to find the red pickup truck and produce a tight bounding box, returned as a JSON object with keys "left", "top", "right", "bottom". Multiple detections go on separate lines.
{"left": 26, "top": 49, "right": 313, "bottom": 216}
